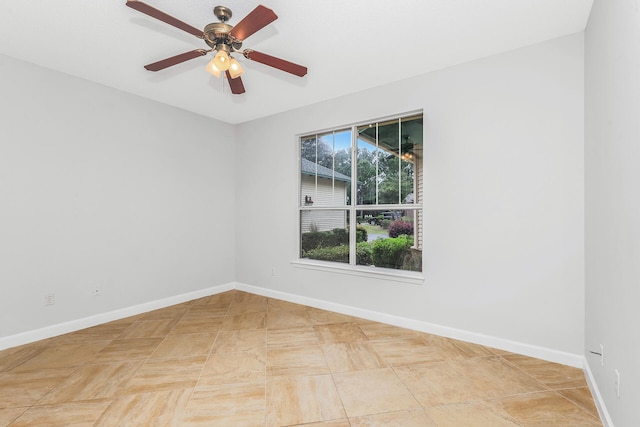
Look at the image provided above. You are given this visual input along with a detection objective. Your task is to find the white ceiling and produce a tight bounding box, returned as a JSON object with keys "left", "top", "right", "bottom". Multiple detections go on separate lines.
{"left": 0, "top": 0, "right": 593, "bottom": 124}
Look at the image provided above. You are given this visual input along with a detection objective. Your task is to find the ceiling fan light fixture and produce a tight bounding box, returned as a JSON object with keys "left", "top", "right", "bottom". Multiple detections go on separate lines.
{"left": 228, "top": 58, "right": 244, "bottom": 79}
{"left": 205, "top": 58, "right": 222, "bottom": 78}
{"left": 213, "top": 49, "right": 231, "bottom": 71}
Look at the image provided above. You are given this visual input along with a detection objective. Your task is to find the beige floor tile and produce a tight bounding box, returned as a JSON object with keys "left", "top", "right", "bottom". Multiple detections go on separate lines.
{"left": 267, "top": 345, "right": 330, "bottom": 377}
{"left": 182, "top": 382, "right": 265, "bottom": 424}
{"left": 371, "top": 337, "right": 443, "bottom": 366}
{"left": 395, "top": 360, "right": 488, "bottom": 406}
{"left": 140, "top": 304, "right": 191, "bottom": 320}
{"left": 199, "top": 350, "right": 265, "bottom": 386}
{"left": 222, "top": 311, "right": 267, "bottom": 330}
{"left": 192, "top": 291, "right": 235, "bottom": 306}
{"left": 333, "top": 368, "right": 420, "bottom": 418}
{"left": 425, "top": 400, "right": 521, "bottom": 427}
{"left": 39, "top": 361, "right": 143, "bottom": 404}
{"left": 182, "top": 411, "right": 266, "bottom": 427}
{"left": 184, "top": 303, "right": 230, "bottom": 317}
{"left": 266, "top": 374, "right": 345, "bottom": 426}
{"left": 10, "top": 400, "right": 113, "bottom": 427}
{"left": 307, "top": 308, "right": 356, "bottom": 325}
{"left": 446, "top": 337, "right": 495, "bottom": 358}
{"left": 488, "top": 347, "right": 515, "bottom": 356}
{"left": 0, "top": 368, "right": 74, "bottom": 409}
{"left": 425, "top": 335, "right": 495, "bottom": 359}
{"left": 0, "top": 407, "right": 26, "bottom": 425}
{"left": 117, "top": 318, "right": 178, "bottom": 339}
{"left": 267, "top": 326, "right": 321, "bottom": 349}
{"left": 315, "top": 322, "right": 368, "bottom": 344}
{"left": 229, "top": 300, "right": 269, "bottom": 315}
{"left": 289, "top": 420, "right": 350, "bottom": 427}
{"left": 59, "top": 322, "right": 131, "bottom": 344}
{"left": 267, "top": 309, "right": 316, "bottom": 329}
{"left": 10, "top": 342, "right": 108, "bottom": 372}
{"left": 502, "top": 354, "right": 588, "bottom": 389}
{"left": 0, "top": 290, "right": 602, "bottom": 427}
{"left": 558, "top": 387, "right": 600, "bottom": 418}
{"left": 95, "top": 337, "right": 163, "bottom": 362}
{"left": 0, "top": 343, "right": 45, "bottom": 373}
{"left": 95, "top": 388, "right": 192, "bottom": 426}
{"left": 499, "top": 391, "right": 602, "bottom": 426}
{"left": 150, "top": 333, "right": 216, "bottom": 359}
{"left": 321, "top": 342, "right": 388, "bottom": 373}
{"left": 268, "top": 298, "right": 309, "bottom": 312}
{"left": 169, "top": 315, "right": 224, "bottom": 335}
{"left": 350, "top": 409, "right": 437, "bottom": 426}
{"left": 212, "top": 329, "right": 266, "bottom": 354}
{"left": 358, "top": 322, "right": 420, "bottom": 341}
{"left": 448, "top": 356, "right": 547, "bottom": 399}
{"left": 233, "top": 292, "right": 269, "bottom": 306}
{"left": 121, "top": 355, "right": 207, "bottom": 394}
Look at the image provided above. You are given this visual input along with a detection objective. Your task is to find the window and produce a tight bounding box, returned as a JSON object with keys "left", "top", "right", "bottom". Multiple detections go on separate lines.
{"left": 299, "top": 112, "right": 423, "bottom": 273}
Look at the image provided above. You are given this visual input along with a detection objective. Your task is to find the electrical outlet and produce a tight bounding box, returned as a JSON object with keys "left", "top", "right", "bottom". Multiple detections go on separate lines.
{"left": 93, "top": 286, "right": 102, "bottom": 297}
{"left": 614, "top": 369, "right": 620, "bottom": 397}
{"left": 44, "top": 294, "right": 55, "bottom": 306}
{"left": 271, "top": 267, "right": 276, "bottom": 276}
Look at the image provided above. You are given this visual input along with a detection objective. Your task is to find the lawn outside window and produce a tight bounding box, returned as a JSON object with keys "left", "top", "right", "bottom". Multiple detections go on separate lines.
{"left": 298, "top": 112, "right": 423, "bottom": 278}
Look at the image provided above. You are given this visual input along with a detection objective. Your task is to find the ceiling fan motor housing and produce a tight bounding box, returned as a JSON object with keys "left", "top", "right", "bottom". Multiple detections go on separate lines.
{"left": 204, "top": 23, "right": 230, "bottom": 47}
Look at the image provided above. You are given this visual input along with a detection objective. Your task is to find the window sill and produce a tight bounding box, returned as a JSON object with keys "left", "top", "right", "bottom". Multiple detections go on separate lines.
{"left": 291, "top": 259, "right": 424, "bottom": 285}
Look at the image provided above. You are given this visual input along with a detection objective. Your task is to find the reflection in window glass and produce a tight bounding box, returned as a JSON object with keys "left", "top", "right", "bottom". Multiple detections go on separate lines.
{"left": 357, "top": 115, "right": 421, "bottom": 205}
{"left": 300, "top": 130, "right": 352, "bottom": 207}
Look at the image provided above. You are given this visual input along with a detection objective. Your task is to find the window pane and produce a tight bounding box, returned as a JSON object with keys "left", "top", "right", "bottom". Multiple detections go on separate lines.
{"left": 356, "top": 116, "right": 422, "bottom": 205}
{"left": 356, "top": 209, "right": 422, "bottom": 271}
{"left": 300, "top": 130, "right": 352, "bottom": 207}
{"left": 300, "top": 210, "right": 351, "bottom": 264}
{"left": 356, "top": 129, "right": 379, "bottom": 205}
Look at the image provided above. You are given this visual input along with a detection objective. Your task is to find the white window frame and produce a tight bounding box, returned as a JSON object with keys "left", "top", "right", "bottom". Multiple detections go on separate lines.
{"left": 294, "top": 111, "right": 424, "bottom": 284}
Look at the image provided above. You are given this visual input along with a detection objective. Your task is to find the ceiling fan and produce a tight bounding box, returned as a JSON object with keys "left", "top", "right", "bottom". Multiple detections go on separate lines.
{"left": 125, "top": 1, "right": 308, "bottom": 94}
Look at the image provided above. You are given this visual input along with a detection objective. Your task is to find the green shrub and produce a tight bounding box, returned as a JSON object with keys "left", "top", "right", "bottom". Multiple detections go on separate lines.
{"left": 356, "top": 226, "right": 368, "bottom": 243}
{"left": 371, "top": 235, "right": 413, "bottom": 269}
{"left": 305, "top": 241, "right": 373, "bottom": 265}
{"left": 380, "top": 219, "right": 392, "bottom": 229}
{"left": 305, "top": 245, "right": 350, "bottom": 263}
{"left": 356, "top": 241, "right": 373, "bottom": 265}
{"left": 302, "top": 227, "right": 369, "bottom": 255}
{"left": 301, "top": 228, "right": 349, "bottom": 254}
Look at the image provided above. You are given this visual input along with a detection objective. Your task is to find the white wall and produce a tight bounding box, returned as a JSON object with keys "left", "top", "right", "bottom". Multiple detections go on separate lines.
{"left": 585, "top": 0, "right": 640, "bottom": 425}
{"left": 0, "top": 55, "right": 236, "bottom": 339}
{"left": 236, "top": 34, "right": 585, "bottom": 358}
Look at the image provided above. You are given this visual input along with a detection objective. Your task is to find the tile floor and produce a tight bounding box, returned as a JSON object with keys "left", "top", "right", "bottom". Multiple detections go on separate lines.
{"left": 0, "top": 290, "right": 602, "bottom": 426}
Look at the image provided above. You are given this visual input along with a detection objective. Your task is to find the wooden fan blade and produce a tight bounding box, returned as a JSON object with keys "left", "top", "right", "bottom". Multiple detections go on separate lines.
{"left": 244, "top": 50, "right": 307, "bottom": 77}
{"left": 225, "top": 71, "right": 246, "bottom": 94}
{"left": 229, "top": 5, "right": 277, "bottom": 41}
{"left": 126, "top": 0, "right": 203, "bottom": 38}
{"left": 144, "top": 50, "right": 207, "bottom": 71}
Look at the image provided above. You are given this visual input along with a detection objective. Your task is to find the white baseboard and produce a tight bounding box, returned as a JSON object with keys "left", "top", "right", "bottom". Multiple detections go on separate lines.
{"left": 236, "top": 282, "right": 584, "bottom": 368}
{"left": 0, "top": 282, "right": 235, "bottom": 351}
{"left": 583, "top": 358, "right": 614, "bottom": 427}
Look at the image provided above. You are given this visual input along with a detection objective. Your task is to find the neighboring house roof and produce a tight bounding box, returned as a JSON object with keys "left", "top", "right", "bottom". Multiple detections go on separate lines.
{"left": 301, "top": 158, "right": 351, "bottom": 183}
